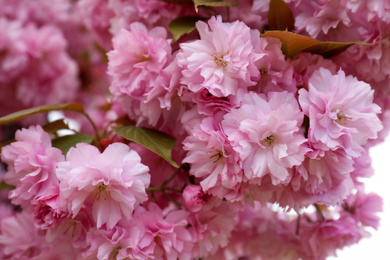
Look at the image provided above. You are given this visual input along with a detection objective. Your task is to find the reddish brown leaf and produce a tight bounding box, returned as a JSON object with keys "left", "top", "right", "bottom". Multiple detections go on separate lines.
{"left": 262, "top": 31, "right": 319, "bottom": 58}
{"left": 262, "top": 30, "right": 372, "bottom": 58}
{"left": 268, "top": 0, "right": 295, "bottom": 31}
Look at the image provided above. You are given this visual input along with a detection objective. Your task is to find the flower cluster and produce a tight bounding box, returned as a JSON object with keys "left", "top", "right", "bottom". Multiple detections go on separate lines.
{"left": 0, "top": 0, "right": 388, "bottom": 259}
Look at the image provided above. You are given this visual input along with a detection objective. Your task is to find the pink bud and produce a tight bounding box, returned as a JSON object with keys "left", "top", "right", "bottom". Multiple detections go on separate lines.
{"left": 182, "top": 185, "right": 205, "bottom": 212}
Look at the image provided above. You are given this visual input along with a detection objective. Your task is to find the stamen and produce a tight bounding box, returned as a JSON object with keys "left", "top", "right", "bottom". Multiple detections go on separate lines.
{"left": 137, "top": 51, "right": 148, "bottom": 62}
{"left": 109, "top": 246, "right": 122, "bottom": 260}
{"left": 212, "top": 51, "right": 229, "bottom": 68}
{"left": 93, "top": 183, "right": 110, "bottom": 201}
{"left": 260, "top": 68, "right": 268, "bottom": 81}
{"left": 333, "top": 106, "right": 352, "bottom": 126}
{"left": 209, "top": 150, "right": 223, "bottom": 163}
{"left": 261, "top": 134, "right": 277, "bottom": 149}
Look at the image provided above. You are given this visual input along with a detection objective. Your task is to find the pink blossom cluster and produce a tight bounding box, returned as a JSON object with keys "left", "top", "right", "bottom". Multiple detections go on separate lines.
{"left": 0, "top": 0, "right": 389, "bottom": 259}
{"left": 0, "top": 2, "right": 79, "bottom": 117}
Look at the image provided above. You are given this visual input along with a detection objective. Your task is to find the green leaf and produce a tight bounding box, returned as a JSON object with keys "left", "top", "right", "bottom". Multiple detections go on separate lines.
{"left": 268, "top": 0, "right": 295, "bottom": 31}
{"left": 261, "top": 30, "right": 372, "bottom": 58}
{"left": 42, "top": 119, "right": 70, "bottom": 134}
{"left": 0, "top": 103, "right": 84, "bottom": 125}
{"left": 112, "top": 125, "right": 179, "bottom": 168}
{"left": 193, "top": 0, "right": 238, "bottom": 12}
{"left": 52, "top": 134, "right": 94, "bottom": 155}
{"left": 168, "top": 16, "right": 205, "bottom": 42}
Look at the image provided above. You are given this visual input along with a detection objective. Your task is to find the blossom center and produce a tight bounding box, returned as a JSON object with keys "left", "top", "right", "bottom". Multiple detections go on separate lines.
{"left": 136, "top": 51, "right": 149, "bottom": 62}
{"left": 213, "top": 51, "right": 230, "bottom": 68}
{"left": 260, "top": 68, "right": 268, "bottom": 81}
{"left": 332, "top": 106, "right": 351, "bottom": 126}
{"left": 93, "top": 183, "right": 110, "bottom": 201}
{"left": 261, "top": 134, "right": 277, "bottom": 149}
{"left": 209, "top": 150, "right": 223, "bottom": 163}
{"left": 109, "top": 246, "right": 122, "bottom": 260}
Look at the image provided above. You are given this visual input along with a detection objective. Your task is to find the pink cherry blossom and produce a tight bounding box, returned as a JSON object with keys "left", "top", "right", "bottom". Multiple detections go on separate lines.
{"left": 278, "top": 148, "right": 355, "bottom": 208}
{"left": 299, "top": 68, "right": 383, "bottom": 157}
{"left": 288, "top": 0, "right": 370, "bottom": 42}
{"left": 0, "top": 18, "right": 28, "bottom": 84}
{"left": 291, "top": 52, "right": 338, "bottom": 89}
{"left": 33, "top": 189, "right": 67, "bottom": 230}
{"left": 0, "top": 211, "right": 47, "bottom": 259}
{"left": 108, "top": 22, "right": 171, "bottom": 99}
{"left": 343, "top": 189, "right": 383, "bottom": 229}
{"left": 187, "top": 201, "right": 235, "bottom": 258}
{"left": 133, "top": 203, "right": 193, "bottom": 260}
{"left": 1, "top": 125, "right": 64, "bottom": 208}
{"left": 209, "top": 203, "right": 299, "bottom": 260}
{"left": 222, "top": 91, "right": 308, "bottom": 186}
{"left": 182, "top": 116, "right": 244, "bottom": 203}
{"left": 176, "top": 16, "right": 262, "bottom": 98}
{"left": 182, "top": 185, "right": 206, "bottom": 212}
{"left": 83, "top": 219, "right": 154, "bottom": 260}
{"left": 77, "top": 0, "right": 115, "bottom": 49}
{"left": 57, "top": 142, "right": 150, "bottom": 229}
{"left": 299, "top": 214, "right": 366, "bottom": 260}
{"left": 18, "top": 24, "right": 79, "bottom": 107}
{"left": 251, "top": 36, "right": 296, "bottom": 94}
{"left": 134, "top": 0, "right": 184, "bottom": 26}
{"left": 0, "top": 0, "right": 71, "bottom": 26}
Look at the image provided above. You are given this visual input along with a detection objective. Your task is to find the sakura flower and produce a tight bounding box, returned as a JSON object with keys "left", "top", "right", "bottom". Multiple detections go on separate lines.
{"left": 182, "top": 185, "right": 206, "bottom": 212}
{"left": 16, "top": 23, "right": 79, "bottom": 107}
{"left": 187, "top": 201, "right": 235, "bottom": 258}
{"left": 0, "top": 18, "right": 28, "bottom": 84}
{"left": 278, "top": 149, "right": 355, "bottom": 208}
{"left": 294, "top": 0, "right": 352, "bottom": 39}
{"left": 84, "top": 219, "right": 154, "bottom": 260}
{"left": 251, "top": 36, "right": 296, "bottom": 94}
{"left": 135, "top": 0, "right": 184, "bottom": 26}
{"left": 299, "top": 214, "right": 366, "bottom": 260}
{"left": 33, "top": 189, "right": 66, "bottom": 230}
{"left": 0, "top": 211, "right": 47, "bottom": 259}
{"left": 209, "top": 202, "right": 299, "bottom": 260}
{"left": 340, "top": 39, "right": 390, "bottom": 84}
{"left": 176, "top": 16, "right": 262, "bottom": 98}
{"left": 182, "top": 116, "right": 244, "bottom": 203}
{"left": 118, "top": 60, "right": 185, "bottom": 127}
{"left": 133, "top": 203, "right": 193, "bottom": 260}
{"left": 222, "top": 91, "right": 308, "bottom": 186}
{"left": 57, "top": 142, "right": 150, "bottom": 229}
{"left": 343, "top": 190, "right": 383, "bottom": 229}
{"left": 1, "top": 125, "right": 64, "bottom": 208}
{"left": 108, "top": 22, "right": 171, "bottom": 100}
{"left": 77, "top": 0, "right": 115, "bottom": 49}
{"left": 0, "top": 19, "right": 79, "bottom": 115}
{"left": 86, "top": 204, "right": 194, "bottom": 259}
{"left": 291, "top": 52, "right": 338, "bottom": 89}
{"left": 298, "top": 68, "right": 383, "bottom": 157}
{"left": 0, "top": 0, "right": 71, "bottom": 26}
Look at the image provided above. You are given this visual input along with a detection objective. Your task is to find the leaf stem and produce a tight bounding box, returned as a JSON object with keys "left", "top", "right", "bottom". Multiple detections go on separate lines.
{"left": 81, "top": 111, "right": 101, "bottom": 146}
{"left": 295, "top": 213, "right": 301, "bottom": 235}
{"left": 162, "top": 191, "right": 181, "bottom": 209}
{"left": 162, "top": 166, "right": 182, "bottom": 188}
{"left": 165, "top": 187, "right": 183, "bottom": 193}
{"left": 314, "top": 204, "right": 325, "bottom": 222}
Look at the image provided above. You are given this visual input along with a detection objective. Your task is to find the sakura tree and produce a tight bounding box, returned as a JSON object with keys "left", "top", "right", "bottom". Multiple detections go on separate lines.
{"left": 0, "top": 0, "right": 387, "bottom": 259}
